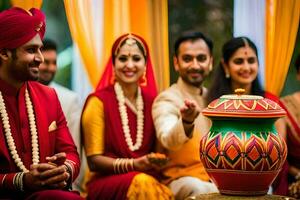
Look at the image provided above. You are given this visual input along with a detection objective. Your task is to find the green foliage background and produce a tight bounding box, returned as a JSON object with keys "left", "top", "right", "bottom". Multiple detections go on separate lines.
{"left": 168, "top": 0, "right": 233, "bottom": 87}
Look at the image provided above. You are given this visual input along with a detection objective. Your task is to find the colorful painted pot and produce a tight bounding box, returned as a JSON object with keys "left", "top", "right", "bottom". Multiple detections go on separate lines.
{"left": 199, "top": 89, "right": 287, "bottom": 196}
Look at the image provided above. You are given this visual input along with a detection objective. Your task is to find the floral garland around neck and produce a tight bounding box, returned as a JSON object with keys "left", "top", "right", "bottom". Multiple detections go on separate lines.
{"left": 114, "top": 82, "right": 144, "bottom": 151}
{"left": 0, "top": 89, "right": 39, "bottom": 172}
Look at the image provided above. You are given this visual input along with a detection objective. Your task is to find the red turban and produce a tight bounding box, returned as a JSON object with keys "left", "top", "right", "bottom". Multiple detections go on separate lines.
{"left": 0, "top": 7, "right": 46, "bottom": 49}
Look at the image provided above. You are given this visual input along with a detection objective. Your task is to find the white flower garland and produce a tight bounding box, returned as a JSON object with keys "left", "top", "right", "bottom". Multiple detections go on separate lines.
{"left": 114, "top": 82, "right": 144, "bottom": 151}
{"left": 0, "top": 89, "right": 39, "bottom": 172}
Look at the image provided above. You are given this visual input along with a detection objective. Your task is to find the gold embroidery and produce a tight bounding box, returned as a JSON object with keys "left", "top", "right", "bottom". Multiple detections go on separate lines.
{"left": 48, "top": 121, "right": 57, "bottom": 132}
{"left": 35, "top": 22, "right": 43, "bottom": 32}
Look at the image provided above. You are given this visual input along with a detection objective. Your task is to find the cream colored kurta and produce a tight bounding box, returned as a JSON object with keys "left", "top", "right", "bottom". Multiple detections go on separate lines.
{"left": 152, "top": 78, "right": 211, "bottom": 184}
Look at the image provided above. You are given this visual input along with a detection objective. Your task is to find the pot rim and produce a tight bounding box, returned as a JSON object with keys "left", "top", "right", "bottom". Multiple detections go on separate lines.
{"left": 203, "top": 89, "right": 286, "bottom": 118}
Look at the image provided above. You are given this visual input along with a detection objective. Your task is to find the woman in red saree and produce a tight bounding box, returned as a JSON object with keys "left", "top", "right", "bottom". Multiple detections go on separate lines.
{"left": 277, "top": 55, "right": 300, "bottom": 198}
{"left": 81, "top": 33, "right": 173, "bottom": 200}
{"left": 206, "top": 37, "right": 288, "bottom": 195}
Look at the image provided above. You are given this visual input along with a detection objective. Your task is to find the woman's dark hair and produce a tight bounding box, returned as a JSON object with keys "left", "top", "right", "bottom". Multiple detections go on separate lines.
{"left": 207, "top": 37, "right": 264, "bottom": 103}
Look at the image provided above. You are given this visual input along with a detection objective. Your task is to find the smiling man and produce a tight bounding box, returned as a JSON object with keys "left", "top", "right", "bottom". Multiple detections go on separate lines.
{"left": 152, "top": 31, "right": 218, "bottom": 199}
{"left": 0, "top": 7, "right": 81, "bottom": 199}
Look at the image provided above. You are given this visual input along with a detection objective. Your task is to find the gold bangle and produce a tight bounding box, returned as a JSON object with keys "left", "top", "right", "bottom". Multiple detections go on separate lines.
{"left": 121, "top": 159, "right": 126, "bottom": 173}
{"left": 114, "top": 158, "right": 134, "bottom": 174}
{"left": 1, "top": 174, "right": 7, "bottom": 187}
{"left": 113, "top": 158, "right": 120, "bottom": 174}
{"left": 113, "top": 159, "right": 117, "bottom": 174}
{"left": 124, "top": 159, "right": 129, "bottom": 173}
{"left": 117, "top": 158, "right": 122, "bottom": 174}
{"left": 119, "top": 159, "right": 124, "bottom": 174}
{"left": 13, "top": 172, "right": 25, "bottom": 192}
{"left": 130, "top": 158, "right": 135, "bottom": 171}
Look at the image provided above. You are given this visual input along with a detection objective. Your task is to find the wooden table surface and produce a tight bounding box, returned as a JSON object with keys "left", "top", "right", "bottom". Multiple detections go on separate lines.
{"left": 185, "top": 193, "right": 295, "bottom": 200}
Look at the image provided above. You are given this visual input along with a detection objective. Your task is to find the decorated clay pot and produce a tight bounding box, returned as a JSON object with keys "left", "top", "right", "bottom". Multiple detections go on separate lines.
{"left": 199, "top": 89, "right": 287, "bottom": 196}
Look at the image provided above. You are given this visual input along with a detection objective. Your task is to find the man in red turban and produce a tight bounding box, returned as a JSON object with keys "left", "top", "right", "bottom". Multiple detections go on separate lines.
{"left": 0, "top": 7, "right": 82, "bottom": 199}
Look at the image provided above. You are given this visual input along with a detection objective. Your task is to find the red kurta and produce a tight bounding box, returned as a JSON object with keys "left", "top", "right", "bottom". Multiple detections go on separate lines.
{"left": 85, "top": 85, "right": 156, "bottom": 200}
{"left": 0, "top": 79, "right": 81, "bottom": 198}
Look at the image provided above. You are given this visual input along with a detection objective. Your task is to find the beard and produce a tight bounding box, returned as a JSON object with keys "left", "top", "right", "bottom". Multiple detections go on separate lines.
{"left": 181, "top": 68, "right": 206, "bottom": 87}
{"left": 9, "top": 60, "right": 40, "bottom": 82}
{"left": 38, "top": 71, "right": 55, "bottom": 85}
{"left": 38, "top": 77, "right": 52, "bottom": 85}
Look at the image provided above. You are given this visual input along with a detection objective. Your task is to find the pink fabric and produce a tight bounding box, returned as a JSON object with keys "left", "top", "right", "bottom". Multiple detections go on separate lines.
{"left": 96, "top": 33, "right": 158, "bottom": 98}
{"left": 0, "top": 7, "right": 46, "bottom": 49}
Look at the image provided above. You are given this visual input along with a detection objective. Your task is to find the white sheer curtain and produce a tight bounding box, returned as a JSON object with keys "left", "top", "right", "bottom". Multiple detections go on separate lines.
{"left": 234, "top": 0, "right": 266, "bottom": 87}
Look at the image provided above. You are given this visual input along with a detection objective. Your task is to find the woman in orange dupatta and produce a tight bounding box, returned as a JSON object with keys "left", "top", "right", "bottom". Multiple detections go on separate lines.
{"left": 81, "top": 33, "right": 173, "bottom": 200}
{"left": 277, "top": 55, "right": 300, "bottom": 198}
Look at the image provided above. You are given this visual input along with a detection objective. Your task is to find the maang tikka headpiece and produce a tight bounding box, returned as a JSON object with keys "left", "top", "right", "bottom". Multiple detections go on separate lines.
{"left": 114, "top": 34, "right": 147, "bottom": 57}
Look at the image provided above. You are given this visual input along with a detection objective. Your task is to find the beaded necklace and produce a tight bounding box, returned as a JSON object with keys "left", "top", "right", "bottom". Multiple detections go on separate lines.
{"left": 0, "top": 89, "right": 39, "bottom": 172}
{"left": 114, "top": 82, "right": 144, "bottom": 151}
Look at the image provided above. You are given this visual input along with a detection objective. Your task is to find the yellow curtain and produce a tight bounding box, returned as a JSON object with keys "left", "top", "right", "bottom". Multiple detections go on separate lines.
{"left": 102, "top": 0, "right": 169, "bottom": 91}
{"left": 101, "top": 0, "right": 130, "bottom": 74}
{"left": 265, "top": 0, "right": 300, "bottom": 96}
{"left": 10, "top": 0, "right": 43, "bottom": 9}
{"left": 147, "top": 0, "right": 170, "bottom": 91}
{"left": 63, "top": 1, "right": 100, "bottom": 87}
{"left": 64, "top": 0, "right": 169, "bottom": 90}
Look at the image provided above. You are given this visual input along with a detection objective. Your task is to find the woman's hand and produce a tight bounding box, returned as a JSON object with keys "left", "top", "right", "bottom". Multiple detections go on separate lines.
{"left": 289, "top": 180, "right": 300, "bottom": 198}
{"left": 147, "top": 153, "right": 169, "bottom": 167}
{"left": 133, "top": 153, "right": 168, "bottom": 172}
{"left": 133, "top": 155, "right": 153, "bottom": 172}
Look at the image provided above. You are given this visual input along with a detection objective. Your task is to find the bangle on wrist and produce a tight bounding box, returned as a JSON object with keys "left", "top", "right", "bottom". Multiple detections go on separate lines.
{"left": 113, "top": 158, "right": 134, "bottom": 174}
{"left": 182, "top": 118, "right": 194, "bottom": 124}
{"left": 13, "top": 172, "right": 25, "bottom": 192}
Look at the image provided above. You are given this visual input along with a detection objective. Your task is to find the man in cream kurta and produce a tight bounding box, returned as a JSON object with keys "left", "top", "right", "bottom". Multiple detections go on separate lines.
{"left": 152, "top": 31, "right": 218, "bottom": 200}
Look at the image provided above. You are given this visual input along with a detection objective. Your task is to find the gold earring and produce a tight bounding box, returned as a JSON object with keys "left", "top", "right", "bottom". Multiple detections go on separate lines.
{"left": 139, "top": 72, "right": 147, "bottom": 86}
{"left": 225, "top": 73, "right": 230, "bottom": 79}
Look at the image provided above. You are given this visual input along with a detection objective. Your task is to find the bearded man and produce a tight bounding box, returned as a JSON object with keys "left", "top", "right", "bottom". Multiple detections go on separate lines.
{"left": 152, "top": 31, "right": 218, "bottom": 200}
{"left": 0, "top": 7, "right": 81, "bottom": 199}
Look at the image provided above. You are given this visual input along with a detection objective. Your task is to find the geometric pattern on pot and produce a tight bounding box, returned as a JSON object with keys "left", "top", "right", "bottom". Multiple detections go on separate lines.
{"left": 200, "top": 131, "right": 287, "bottom": 171}
{"left": 203, "top": 97, "right": 286, "bottom": 118}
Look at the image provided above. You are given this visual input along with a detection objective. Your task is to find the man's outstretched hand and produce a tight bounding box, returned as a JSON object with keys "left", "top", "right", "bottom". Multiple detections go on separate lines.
{"left": 180, "top": 99, "right": 200, "bottom": 123}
